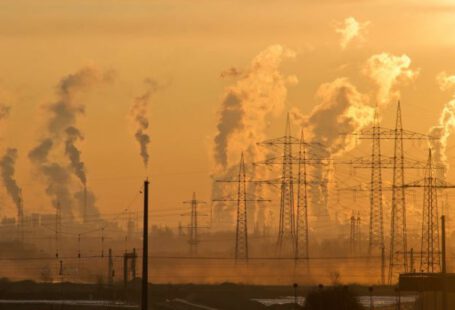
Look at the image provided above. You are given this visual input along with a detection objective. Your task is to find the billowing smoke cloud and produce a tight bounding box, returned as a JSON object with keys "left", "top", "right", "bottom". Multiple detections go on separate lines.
{"left": 294, "top": 78, "right": 374, "bottom": 156}
{"left": 213, "top": 44, "right": 297, "bottom": 171}
{"left": 335, "top": 17, "right": 370, "bottom": 50}
{"left": 129, "top": 78, "right": 159, "bottom": 168}
{"left": 29, "top": 67, "right": 112, "bottom": 218}
{"left": 364, "top": 53, "right": 419, "bottom": 105}
{"left": 74, "top": 188, "right": 99, "bottom": 220}
{"left": 65, "top": 126, "right": 86, "bottom": 185}
{"left": 429, "top": 72, "right": 455, "bottom": 176}
{"left": 0, "top": 104, "right": 9, "bottom": 120}
{"left": 293, "top": 78, "right": 375, "bottom": 221}
{"left": 0, "top": 148, "right": 23, "bottom": 216}
{"left": 212, "top": 45, "right": 297, "bottom": 229}
{"left": 29, "top": 139, "right": 74, "bottom": 216}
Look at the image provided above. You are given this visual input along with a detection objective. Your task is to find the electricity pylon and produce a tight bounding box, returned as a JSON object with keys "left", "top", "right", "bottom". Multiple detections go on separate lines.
{"left": 296, "top": 130, "right": 310, "bottom": 260}
{"left": 388, "top": 101, "right": 406, "bottom": 284}
{"left": 182, "top": 193, "right": 206, "bottom": 256}
{"left": 403, "top": 149, "right": 455, "bottom": 273}
{"left": 213, "top": 153, "right": 270, "bottom": 262}
{"left": 235, "top": 153, "right": 248, "bottom": 260}
{"left": 343, "top": 102, "right": 434, "bottom": 283}
{"left": 257, "top": 116, "right": 326, "bottom": 258}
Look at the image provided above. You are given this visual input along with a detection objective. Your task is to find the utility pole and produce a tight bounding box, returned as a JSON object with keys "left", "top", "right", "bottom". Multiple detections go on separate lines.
{"left": 381, "top": 246, "right": 385, "bottom": 285}
{"left": 108, "top": 248, "right": 114, "bottom": 286}
{"left": 55, "top": 201, "right": 61, "bottom": 258}
{"left": 442, "top": 215, "right": 447, "bottom": 310}
{"left": 141, "top": 179, "right": 149, "bottom": 310}
{"left": 17, "top": 190, "right": 24, "bottom": 243}
{"left": 350, "top": 212, "right": 356, "bottom": 253}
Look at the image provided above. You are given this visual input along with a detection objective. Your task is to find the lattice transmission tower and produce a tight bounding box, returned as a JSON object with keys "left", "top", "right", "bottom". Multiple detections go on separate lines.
{"left": 343, "top": 102, "right": 432, "bottom": 283}
{"left": 257, "top": 116, "right": 325, "bottom": 258}
{"left": 235, "top": 153, "right": 248, "bottom": 260}
{"left": 388, "top": 101, "right": 407, "bottom": 283}
{"left": 369, "top": 110, "right": 384, "bottom": 256}
{"left": 183, "top": 193, "right": 206, "bottom": 256}
{"left": 296, "top": 130, "right": 310, "bottom": 260}
{"left": 403, "top": 149, "right": 455, "bottom": 273}
{"left": 213, "top": 153, "right": 270, "bottom": 262}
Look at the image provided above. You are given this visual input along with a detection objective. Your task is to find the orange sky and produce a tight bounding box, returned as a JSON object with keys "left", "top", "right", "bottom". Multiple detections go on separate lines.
{"left": 0, "top": 0, "right": 455, "bottom": 230}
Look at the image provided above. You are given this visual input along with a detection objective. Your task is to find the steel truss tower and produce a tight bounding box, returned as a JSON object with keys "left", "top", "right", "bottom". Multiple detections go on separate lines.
{"left": 296, "top": 130, "right": 309, "bottom": 260}
{"left": 341, "top": 102, "right": 432, "bottom": 282}
{"left": 235, "top": 153, "right": 248, "bottom": 261}
{"left": 277, "top": 115, "right": 296, "bottom": 255}
{"left": 421, "top": 149, "right": 440, "bottom": 272}
{"left": 213, "top": 153, "right": 270, "bottom": 262}
{"left": 403, "top": 149, "right": 455, "bottom": 273}
{"left": 388, "top": 102, "right": 408, "bottom": 283}
{"left": 183, "top": 193, "right": 206, "bottom": 256}
{"left": 369, "top": 109, "right": 384, "bottom": 256}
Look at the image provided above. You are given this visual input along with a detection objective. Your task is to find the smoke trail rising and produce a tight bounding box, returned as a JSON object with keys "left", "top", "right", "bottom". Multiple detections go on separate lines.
{"left": 29, "top": 67, "right": 112, "bottom": 217}
{"left": 65, "top": 126, "right": 86, "bottom": 185}
{"left": 0, "top": 148, "right": 23, "bottom": 215}
{"left": 364, "top": 53, "right": 419, "bottom": 105}
{"left": 429, "top": 72, "right": 455, "bottom": 176}
{"left": 214, "top": 44, "right": 297, "bottom": 171}
{"left": 293, "top": 78, "right": 375, "bottom": 223}
{"left": 212, "top": 44, "right": 297, "bottom": 229}
{"left": 29, "top": 139, "right": 74, "bottom": 217}
{"left": 129, "top": 78, "right": 160, "bottom": 168}
{"left": 335, "top": 17, "right": 370, "bottom": 50}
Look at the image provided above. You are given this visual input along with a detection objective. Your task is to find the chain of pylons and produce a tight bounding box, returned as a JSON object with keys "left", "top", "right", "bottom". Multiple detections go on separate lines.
{"left": 337, "top": 102, "right": 434, "bottom": 284}
{"left": 256, "top": 114, "right": 327, "bottom": 260}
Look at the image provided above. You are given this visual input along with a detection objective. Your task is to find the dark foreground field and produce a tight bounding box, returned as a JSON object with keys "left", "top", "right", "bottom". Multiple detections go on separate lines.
{"left": 0, "top": 278, "right": 418, "bottom": 309}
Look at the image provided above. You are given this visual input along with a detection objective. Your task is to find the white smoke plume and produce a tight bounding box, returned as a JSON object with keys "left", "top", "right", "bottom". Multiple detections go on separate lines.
{"left": 364, "top": 53, "right": 419, "bottom": 105}
{"left": 212, "top": 44, "right": 297, "bottom": 229}
{"left": 0, "top": 148, "right": 23, "bottom": 216}
{"left": 335, "top": 17, "right": 370, "bottom": 50}
{"left": 214, "top": 44, "right": 297, "bottom": 171}
{"left": 294, "top": 78, "right": 374, "bottom": 156}
{"left": 29, "top": 139, "right": 74, "bottom": 217}
{"left": 65, "top": 126, "right": 86, "bottom": 185}
{"left": 292, "top": 78, "right": 375, "bottom": 224}
{"left": 29, "top": 67, "right": 112, "bottom": 218}
{"left": 429, "top": 72, "right": 455, "bottom": 176}
{"left": 129, "top": 78, "right": 160, "bottom": 168}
